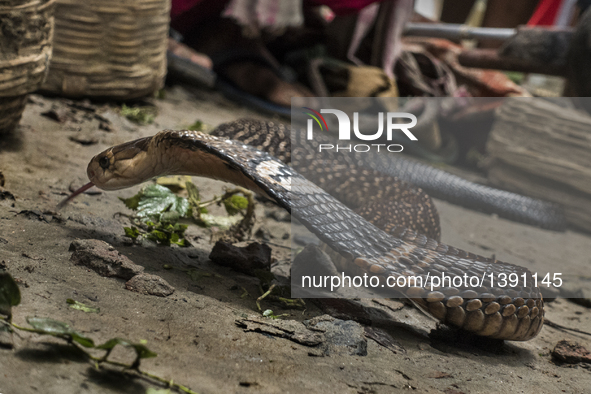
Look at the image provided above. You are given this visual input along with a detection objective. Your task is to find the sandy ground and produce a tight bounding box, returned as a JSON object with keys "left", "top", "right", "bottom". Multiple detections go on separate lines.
{"left": 1, "top": 86, "right": 590, "bottom": 394}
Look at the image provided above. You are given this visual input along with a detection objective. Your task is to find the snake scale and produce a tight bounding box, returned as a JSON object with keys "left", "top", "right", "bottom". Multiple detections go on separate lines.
{"left": 75, "top": 119, "right": 545, "bottom": 341}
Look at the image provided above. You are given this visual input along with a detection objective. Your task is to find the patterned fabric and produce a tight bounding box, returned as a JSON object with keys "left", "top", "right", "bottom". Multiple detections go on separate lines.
{"left": 223, "top": 0, "right": 304, "bottom": 34}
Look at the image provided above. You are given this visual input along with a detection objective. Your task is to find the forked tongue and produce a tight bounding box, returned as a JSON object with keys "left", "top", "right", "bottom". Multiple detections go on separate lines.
{"left": 56, "top": 182, "right": 95, "bottom": 210}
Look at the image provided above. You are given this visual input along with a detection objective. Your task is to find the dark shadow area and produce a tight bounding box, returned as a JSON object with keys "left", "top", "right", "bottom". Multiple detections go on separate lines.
{"left": 15, "top": 342, "right": 88, "bottom": 364}
{"left": 85, "top": 367, "right": 147, "bottom": 394}
{"left": 0, "top": 124, "right": 25, "bottom": 152}
{"left": 428, "top": 325, "right": 538, "bottom": 362}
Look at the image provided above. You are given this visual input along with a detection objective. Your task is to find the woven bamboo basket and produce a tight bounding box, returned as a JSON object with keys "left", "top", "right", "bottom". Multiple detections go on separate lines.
{"left": 42, "top": 0, "right": 170, "bottom": 99}
{"left": 0, "top": 0, "right": 55, "bottom": 133}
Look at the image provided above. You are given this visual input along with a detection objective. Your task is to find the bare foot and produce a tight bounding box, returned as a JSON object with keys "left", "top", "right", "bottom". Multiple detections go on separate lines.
{"left": 167, "top": 38, "right": 213, "bottom": 70}
{"left": 223, "top": 62, "right": 314, "bottom": 107}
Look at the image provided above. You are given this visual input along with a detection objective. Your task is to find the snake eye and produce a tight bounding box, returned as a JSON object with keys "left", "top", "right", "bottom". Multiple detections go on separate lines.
{"left": 98, "top": 156, "right": 110, "bottom": 170}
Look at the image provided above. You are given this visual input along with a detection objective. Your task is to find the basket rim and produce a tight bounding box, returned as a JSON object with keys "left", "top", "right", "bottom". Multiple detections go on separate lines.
{"left": 0, "top": 0, "right": 56, "bottom": 14}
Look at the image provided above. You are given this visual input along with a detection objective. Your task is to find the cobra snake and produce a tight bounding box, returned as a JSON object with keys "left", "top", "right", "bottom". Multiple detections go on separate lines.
{"left": 63, "top": 119, "right": 545, "bottom": 341}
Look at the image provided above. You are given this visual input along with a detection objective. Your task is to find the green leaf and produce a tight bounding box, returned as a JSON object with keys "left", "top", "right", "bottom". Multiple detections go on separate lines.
{"left": 66, "top": 298, "right": 100, "bottom": 313}
{"left": 187, "top": 120, "right": 205, "bottom": 131}
{"left": 26, "top": 317, "right": 95, "bottom": 347}
{"left": 124, "top": 226, "right": 140, "bottom": 239}
{"left": 71, "top": 333, "right": 96, "bottom": 348}
{"left": 97, "top": 338, "right": 157, "bottom": 359}
{"left": 119, "top": 195, "right": 140, "bottom": 210}
{"left": 134, "top": 219, "right": 189, "bottom": 247}
{"left": 135, "top": 185, "right": 190, "bottom": 220}
{"left": 146, "top": 230, "right": 169, "bottom": 243}
{"left": 173, "top": 223, "right": 188, "bottom": 232}
{"left": 96, "top": 337, "right": 126, "bottom": 350}
{"left": 171, "top": 238, "right": 187, "bottom": 247}
{"left": 120, "top": 104, "right": 156, "bottom": 125}
{"left": 198, "top": 213, "right": 241, "bottom": 229}
{"left": 0, "top": 272, "right": 21, "bottom": 317}
{"left": 160, "top": 211, "right": 180, "bottom": 225}
{"left": 223, "top": 194, "right": 248, "bottom": 216}
{"left": 26, "top": 317, "right": 71, "bottom": 335}
{"left": 134, "top": 343, "right": 158, "bottom": 359}
{"left": 170, "top": 233, "right": 179, "bottom": 244}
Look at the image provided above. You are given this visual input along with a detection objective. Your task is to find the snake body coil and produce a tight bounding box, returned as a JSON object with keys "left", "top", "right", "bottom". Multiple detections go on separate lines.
{"left": 85, "top": 119, "right": 545, "bottom": 341}
{"left": 371, "top": 156, "right": 566, "bottom": 231}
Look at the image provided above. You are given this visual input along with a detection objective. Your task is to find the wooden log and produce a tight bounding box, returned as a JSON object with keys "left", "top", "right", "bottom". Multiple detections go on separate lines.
{"left": 486, "top": 99, "right": 591, "bottom": 231}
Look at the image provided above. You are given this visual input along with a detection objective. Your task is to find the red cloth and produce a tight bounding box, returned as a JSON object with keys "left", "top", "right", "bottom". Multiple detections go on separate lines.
{"left": 172, "top": 0, "right": 386, "bottom": 20}
{"left": 527, "top": 0, "right": 564, "bottom": 26}
{"left": 171, "top": 0, "right": 200, "bottom": 18}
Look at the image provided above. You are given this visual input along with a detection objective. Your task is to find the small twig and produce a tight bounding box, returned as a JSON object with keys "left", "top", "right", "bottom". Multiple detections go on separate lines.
{"left": 544, "top": 319, "right": 591, "bottom": 337}
{"left": 240, "top": 287, "right": 250, "bottom": 299}
{"left": 259, "top": 241, "right": 291, "bottom": 250}
{"left": 197, "top": 198, "right": 221, "bottom": 208}
{"left": 256, "top": 284, "right": 277, "bottom": 311}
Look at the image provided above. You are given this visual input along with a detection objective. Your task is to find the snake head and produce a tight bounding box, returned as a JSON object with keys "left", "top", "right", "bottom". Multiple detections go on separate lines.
{"left": 87, "top": 137, "right": 153, "bottom": 190}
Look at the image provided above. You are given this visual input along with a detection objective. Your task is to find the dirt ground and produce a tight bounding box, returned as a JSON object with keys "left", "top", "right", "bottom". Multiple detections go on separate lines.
{"left": 1, "top": 86, "right": 590, "bottom": 394}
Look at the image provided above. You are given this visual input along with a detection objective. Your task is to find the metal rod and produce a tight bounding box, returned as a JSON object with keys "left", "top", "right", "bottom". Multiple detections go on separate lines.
{"left": 404, "top": 23, "right": 516, "bottom": 41}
